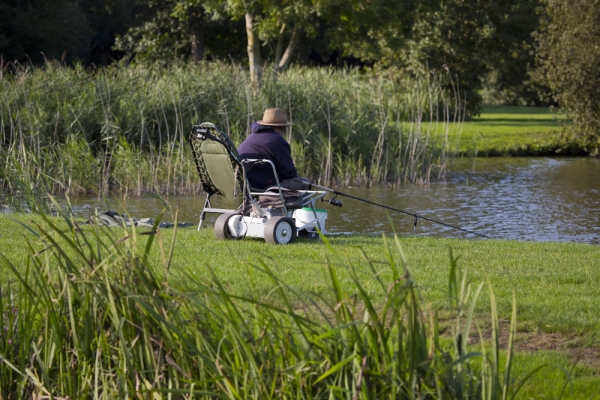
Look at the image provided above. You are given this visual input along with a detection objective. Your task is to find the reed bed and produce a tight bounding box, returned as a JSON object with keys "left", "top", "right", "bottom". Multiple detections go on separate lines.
{"left": 0, "top": 205, "right": 532, "bottom": 399}
{"left": 1, "top": 62, "right": 462, "bottom": 205}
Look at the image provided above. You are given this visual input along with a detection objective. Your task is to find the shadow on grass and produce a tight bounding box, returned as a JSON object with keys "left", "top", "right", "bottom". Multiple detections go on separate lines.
{"left": 469, "top": 119, "right": 562, "bottom": 126}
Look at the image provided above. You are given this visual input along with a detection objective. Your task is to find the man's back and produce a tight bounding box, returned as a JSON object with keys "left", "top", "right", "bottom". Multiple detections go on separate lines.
{"left": 238, "top": 122, "right": 298, "bottom": 189}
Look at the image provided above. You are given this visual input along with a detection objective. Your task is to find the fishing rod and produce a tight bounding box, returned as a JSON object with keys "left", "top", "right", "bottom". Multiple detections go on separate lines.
{"left": 302, "top": 180, "right": 492, "bottom": 239}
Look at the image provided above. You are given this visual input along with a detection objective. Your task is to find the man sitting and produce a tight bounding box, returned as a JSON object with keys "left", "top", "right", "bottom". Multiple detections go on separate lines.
{"left": 238, "top": 108, "right": 311, "bottom": 191}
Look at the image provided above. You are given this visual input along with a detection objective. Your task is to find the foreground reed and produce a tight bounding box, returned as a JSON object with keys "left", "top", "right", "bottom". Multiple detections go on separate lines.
{"left": 1, "top": 62, "right": 461, "bottom": 206}
{"left": 0, "top": 203, "right": 543, "bottom": 399}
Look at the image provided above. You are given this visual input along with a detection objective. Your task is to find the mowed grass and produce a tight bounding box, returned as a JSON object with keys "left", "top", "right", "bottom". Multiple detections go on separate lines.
{"left": 1, "top": 213, "right": 599, "bottom": 336}
{"left": 1, "top": 212, "right": 600, "bottom": 398}
{"left": 457, "top": 105, "right": 566, "bottom": 156}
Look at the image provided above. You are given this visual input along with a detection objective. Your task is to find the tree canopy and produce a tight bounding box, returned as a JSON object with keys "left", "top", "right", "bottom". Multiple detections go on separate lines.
{"left": 2, "top": 0, "right": 600, "bottom": 147}
{"left": 534, "top": 0, "right": 600, "bottom": 154}
{"left": 0, "top": 0, "right": 146, "bottom": 66}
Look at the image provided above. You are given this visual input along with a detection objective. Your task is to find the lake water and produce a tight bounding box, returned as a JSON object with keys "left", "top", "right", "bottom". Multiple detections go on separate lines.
{"left": 27, "top": 157, "right": 600, "bottom": 244}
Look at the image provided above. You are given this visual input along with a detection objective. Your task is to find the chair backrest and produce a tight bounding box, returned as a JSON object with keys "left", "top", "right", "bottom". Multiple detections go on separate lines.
{"left": 188, "top": 122, "right": 243, "bottom": 204}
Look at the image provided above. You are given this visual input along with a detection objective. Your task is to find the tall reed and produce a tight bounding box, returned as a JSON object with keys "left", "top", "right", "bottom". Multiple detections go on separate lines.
{"left": 0, "top": 204, "right": 542, "bottom": 398}
{"left": 1, "top": 61, "right": 462, "bottom": 202}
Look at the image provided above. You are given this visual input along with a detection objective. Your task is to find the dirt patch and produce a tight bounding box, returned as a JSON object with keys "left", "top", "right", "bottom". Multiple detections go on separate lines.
{"left": 467, "top": 320, "right": 600, "bottom": 370}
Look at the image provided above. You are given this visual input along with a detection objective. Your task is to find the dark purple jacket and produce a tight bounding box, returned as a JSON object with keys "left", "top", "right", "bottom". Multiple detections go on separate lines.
{"left": 237, "top": 122, "right": 298, "bottom": 189}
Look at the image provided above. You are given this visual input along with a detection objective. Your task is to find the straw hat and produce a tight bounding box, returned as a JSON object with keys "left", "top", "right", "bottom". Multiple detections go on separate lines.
{"left": 257, "top": 108, "right": 293, "bottom": 127}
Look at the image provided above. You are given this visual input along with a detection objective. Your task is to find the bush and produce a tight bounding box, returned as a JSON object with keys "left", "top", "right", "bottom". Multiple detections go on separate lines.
{"left": 534, "top": 0, "right": 600, "bottom": 155}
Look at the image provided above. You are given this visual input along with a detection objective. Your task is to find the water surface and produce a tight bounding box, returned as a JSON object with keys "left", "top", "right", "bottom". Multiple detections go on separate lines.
{"left": 61, "top": 157, "right": 600, "bottom": 244}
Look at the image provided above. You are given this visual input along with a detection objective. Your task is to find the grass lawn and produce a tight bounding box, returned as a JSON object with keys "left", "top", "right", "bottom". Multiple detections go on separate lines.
{"left": 1, "top": 212, "right": 599, "bottom": 398}
{"left": 456, "top": 105, "right": 567, "bottom": 156}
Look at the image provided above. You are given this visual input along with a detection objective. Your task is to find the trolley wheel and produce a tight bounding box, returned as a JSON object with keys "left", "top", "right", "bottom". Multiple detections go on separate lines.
{"left": 264, "top": 217, "right": 297, "bottom": 244}
{"left": 214, "top": 213, "right": 236, "bottom": 240}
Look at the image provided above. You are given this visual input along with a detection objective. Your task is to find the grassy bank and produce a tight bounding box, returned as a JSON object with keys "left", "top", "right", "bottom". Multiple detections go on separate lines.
{"left": 1, "top": 212, "right": 599, "bottom": 398}
{"left": 459, "top": 105, "right": 566, "bottom": 156}
{"left": 2, "top": 212, "right": 599, "bottom": 337}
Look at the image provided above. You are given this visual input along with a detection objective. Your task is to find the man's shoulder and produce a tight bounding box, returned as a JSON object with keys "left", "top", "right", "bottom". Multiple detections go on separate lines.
{"left": 239, "top": 130, "right": 277, "bottom": 150}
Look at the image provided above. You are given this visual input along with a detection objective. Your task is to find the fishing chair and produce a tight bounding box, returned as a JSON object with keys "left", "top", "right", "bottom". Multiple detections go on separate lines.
{"left": 188, "top": 122, "right": 244, "bottom": 229}
{"left": 188, "top": 123, "right": 327, "bottom": 236}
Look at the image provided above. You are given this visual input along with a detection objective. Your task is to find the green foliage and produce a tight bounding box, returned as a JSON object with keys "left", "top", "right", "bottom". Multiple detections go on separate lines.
{"left": 112, "top": 0, "right": 243, "bottom": 65}
{"left": 113, "top": 1, "right": 193, "bottom": 64}
{"left": 314, "top": 0, "right": 421, "bottom": 62}
{"left": 534, "top": 0, "right": 600, "bottom": 155}
{"left": 393, "top": 0, "right": 543, "bottom": 116}
{"left": 479, "top": 0, "right": 544, "bottom": 106}
{"left": 0, "top": 207, "right": 540, "bottom": 398}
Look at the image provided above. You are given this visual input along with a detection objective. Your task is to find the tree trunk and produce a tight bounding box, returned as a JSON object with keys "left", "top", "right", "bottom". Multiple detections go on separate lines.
{"left": 245, "top": 12, "right": 262, "bottom": 86}
{"left": 277, "top": 25, "right": 301, "bottom": 71}
{"left": 275, "top": 23, "right": 286, "bottom": 66}
{"left": 191, "top": 22, "right": 205, "bottom": 63}
{"left": 190, "top": 8, "right": 205, "bottom": 63}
